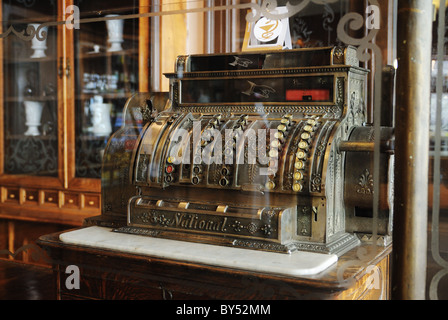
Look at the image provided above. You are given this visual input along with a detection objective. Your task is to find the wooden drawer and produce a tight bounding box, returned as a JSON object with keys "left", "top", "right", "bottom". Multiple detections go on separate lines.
{"left": 43, "top": 190, "right": 59, "bottom": 207}
{"left": 4, "top": 188, "right": 19, "bottom": 203}
{"left": 62, "top": 193, "right": 80, "bottom": 209}
{"left": 84, "top": 194, "right": 101, "bottom": 210}
{"left": 23, "top": 189, "right": 39, "bottom": 204}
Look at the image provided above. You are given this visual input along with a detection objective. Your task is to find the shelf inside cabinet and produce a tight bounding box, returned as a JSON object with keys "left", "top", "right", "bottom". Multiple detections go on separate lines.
{"left": 77, "top": 92, "right": 131, "bottom": 100}
{"left": 78, "top": 134, "right": 111, "bottom": 141}
{"left": 5, "top": 96, "right": 56, "bottom": 102}
{"left": 4, "top": 56, "right": 56, "bottom": 64}
{"left": 6, "top": 134, "right": 57, "bottom": 140}
{"left": 78, "top": 48, "right": 138, "bottom": 60}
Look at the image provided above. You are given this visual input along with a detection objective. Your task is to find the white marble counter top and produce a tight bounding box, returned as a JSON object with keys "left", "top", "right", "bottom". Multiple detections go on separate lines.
{"left": 59, "top": 226, "right": 338, "bottom": 277}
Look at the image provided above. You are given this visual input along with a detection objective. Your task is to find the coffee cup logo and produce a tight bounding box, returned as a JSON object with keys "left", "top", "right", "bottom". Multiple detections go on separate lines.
{"left": 253, "top": 17, "right": 282, "bottom": 43}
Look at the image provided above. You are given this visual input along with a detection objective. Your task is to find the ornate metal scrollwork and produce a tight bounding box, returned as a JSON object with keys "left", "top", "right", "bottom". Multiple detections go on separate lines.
{"left": 5, "top": 136, "right": 58, "bottom": 176}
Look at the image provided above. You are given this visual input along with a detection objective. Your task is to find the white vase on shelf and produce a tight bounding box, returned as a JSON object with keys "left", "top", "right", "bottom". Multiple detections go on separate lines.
{"left": 29, "top": 24, "right": 48, "bottom": 58}
{"left": 105, "top": 15, "right": 124, "bottom": 52}
{"left": 90, "top": 96, "right": 112, "bottom": 136}
{"left": 24, "top": 101, "right": 44, "bottom": 136}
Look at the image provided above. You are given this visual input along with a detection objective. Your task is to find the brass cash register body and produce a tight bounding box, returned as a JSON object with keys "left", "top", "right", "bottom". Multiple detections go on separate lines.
{"left": 90, "top": 46, "right": 394, "bottom": 256}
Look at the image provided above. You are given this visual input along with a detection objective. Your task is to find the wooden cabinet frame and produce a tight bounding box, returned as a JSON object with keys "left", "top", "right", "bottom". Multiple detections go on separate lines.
{"left": 0, "top": 0, "right": 149, "bottom": 226}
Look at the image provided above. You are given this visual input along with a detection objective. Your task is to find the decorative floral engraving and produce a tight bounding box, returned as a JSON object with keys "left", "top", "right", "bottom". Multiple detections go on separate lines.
{"left": 5, "top": 136, "right": 58, "bottom": 176}
{"left": 311, "top": 173, "right": 322, "bottom": 192}
{"left": 16, "top": 0, "right": 37, "bottom": 7}
{"left": 258, "top": 0, "right": 339, "bottom": 21}
{"left": 232, "top": 220, "right": 260, "bottom": 234}
{"left": 297, "top": 206, "right": 312, "bottom": 237}
{"left": 336, "top": 1, "right": 381, "bottom": 64}
{"left": 322, "top": 3, "right": 335, "bottom": 32}
{"left": 0, "top": 22, "right": 53, "bottom": 41}
{"left": 336, "top": 2, "right": 384, "bottom": 286}
{"left": 260, "top": 224, "right": 273, "bottom": 235}
{"left": 140, "top": 211, "right": 152, "bottom": 224}
{"left": 0, "top": 0, "right": 341, "bottom": 42}
{"left": 333, "top": 47, "right": 344, "bottom": 63}
{"left": 357, "top": 169, "right": 374, "bottom": 195}
{"left": 232, "top": 221, "right": 243, "bottom": 232}
{"left": 247, "top": 222, "right": 258, "bottom": 234}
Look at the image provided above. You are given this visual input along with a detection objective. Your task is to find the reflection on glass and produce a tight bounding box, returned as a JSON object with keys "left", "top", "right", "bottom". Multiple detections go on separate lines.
{"left": 2, "top": 1, "right": 58, "bottom": 176}
{"left": 74, "top": 1, "right": 140, "bottom": 178}
{"left": 429, "top": 0, "right": 448, "bottom": 300}
{"left": 180, "top": 76, "right": 334, "bottom": 104}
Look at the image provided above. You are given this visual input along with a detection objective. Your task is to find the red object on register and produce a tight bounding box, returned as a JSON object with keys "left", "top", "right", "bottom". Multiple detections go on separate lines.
{"left": 286, "top": 89, "right": 330, "bottom": 101}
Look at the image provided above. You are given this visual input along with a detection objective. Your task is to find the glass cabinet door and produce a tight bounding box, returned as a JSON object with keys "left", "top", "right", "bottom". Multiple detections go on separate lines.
{"left": 73, "top": 1, "right": 140, "bottom": 179}
{"left": 2, "top": 1, "right": 59, "bottom": 177}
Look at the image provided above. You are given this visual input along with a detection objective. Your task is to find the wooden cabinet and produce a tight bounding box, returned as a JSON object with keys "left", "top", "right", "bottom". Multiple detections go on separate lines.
{"left": 0, "top": 0, "right": 149, "bottom": 226}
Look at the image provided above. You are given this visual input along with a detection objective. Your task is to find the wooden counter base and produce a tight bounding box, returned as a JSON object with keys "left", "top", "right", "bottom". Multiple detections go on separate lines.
{"left": 37, "top": 229, "right": 391, "bottom": 300}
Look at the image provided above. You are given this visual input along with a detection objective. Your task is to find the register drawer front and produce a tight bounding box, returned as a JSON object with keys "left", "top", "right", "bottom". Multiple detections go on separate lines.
{"left": 126, "top": 196, "right": 296, "bottom": 245}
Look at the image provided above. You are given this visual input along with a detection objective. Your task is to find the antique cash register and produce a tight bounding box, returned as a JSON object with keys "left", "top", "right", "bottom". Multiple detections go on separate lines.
{"left": 88, "top": 46, "right": 394, "bottom": 257}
